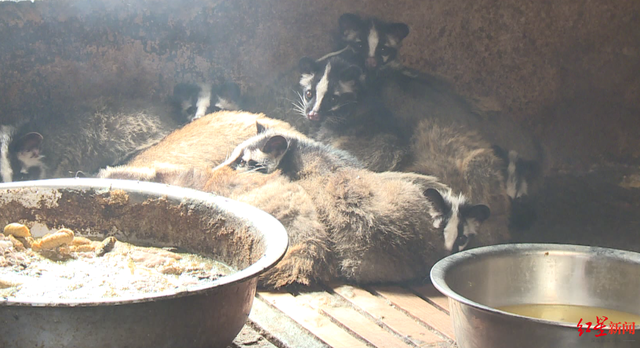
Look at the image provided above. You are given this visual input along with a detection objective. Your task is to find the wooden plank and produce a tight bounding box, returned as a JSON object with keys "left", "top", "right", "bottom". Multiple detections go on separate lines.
{"left": 409, "top": 283, "right": 451, "bottom": 313}
{"left": 334, "top": 285, "right": 446, "bottom": 347}
{"left": 318, "top": 303, "right": 415, "bottom": 348}
{"left": 372, "top": 286, "right": 456, "bottom": 340}
{"left": 249, "top": 295, "right": 328, "bottom": 348}
{"left": 230, "top": 323, "right": 278, "bottom": 348}
{"left": 258, "top": 291, "right": 369, "bottom": 348}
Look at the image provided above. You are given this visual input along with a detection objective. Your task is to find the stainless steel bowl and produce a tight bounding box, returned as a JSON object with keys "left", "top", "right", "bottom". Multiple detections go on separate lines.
{"left": 0, "top": 178, "right": 288, "bottom": 348}
{"left": 431, "top": 243, "right": 640, "bottom": 348}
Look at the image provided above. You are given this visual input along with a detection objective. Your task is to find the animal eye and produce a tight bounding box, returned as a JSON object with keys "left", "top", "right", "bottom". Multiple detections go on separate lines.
{"left": 456, "top": 235, "right": 469, "bottom": 246}
{"left": 355, "top": 42, "right": 364, "bottom": 50}
{"left": 238, "top": 159, "right": 246, "bottom": 166}
{"left": 305, "top": 90, "right": 313, "bottom": 100}
{"left": 380, "top": 46, "right": 390, "bottom": 55}
{"left": 330, "top": 95, "right": 339, "bottom": 103}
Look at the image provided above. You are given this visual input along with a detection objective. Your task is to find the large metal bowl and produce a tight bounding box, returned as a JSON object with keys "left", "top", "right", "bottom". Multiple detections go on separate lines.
{"left": 431, "top": 243, "right": 640, "bottom": 348}
{"left": 0, "top": 178, "right": 288, "bottom": 348}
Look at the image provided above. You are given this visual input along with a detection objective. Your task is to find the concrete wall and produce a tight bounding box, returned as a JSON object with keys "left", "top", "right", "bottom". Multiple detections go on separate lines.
{"left": 1, "top": 0, "right": 638, "bottom": 170}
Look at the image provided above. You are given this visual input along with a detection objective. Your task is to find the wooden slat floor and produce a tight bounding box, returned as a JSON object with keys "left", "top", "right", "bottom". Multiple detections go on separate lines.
{"left": 230, "top": 282, "right": 458, "bottom": 348}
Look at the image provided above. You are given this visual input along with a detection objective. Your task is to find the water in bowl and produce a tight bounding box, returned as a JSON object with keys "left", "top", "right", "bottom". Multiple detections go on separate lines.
{"left": 497, "top": 304, "right": 640, "bottom": 325}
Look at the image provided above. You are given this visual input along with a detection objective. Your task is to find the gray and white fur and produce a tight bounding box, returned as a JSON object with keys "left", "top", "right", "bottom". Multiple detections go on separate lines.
{"left": 170, "top": 81, "right": 242, "bottom": 123}
{"left": 219, "top": 126, "right": 491, "bottom": 256}
{"left": 330, "top": 13, "right": 410, "bottom": 76}
{"left": 0, "top": 125, "right": 46, "bottom": 182}
{"left": 99, "top": 110, "right": 491, "bottom": 286}
{"left": 406, "top": 118, "right": 511, "bottom": 248}
{"left": 26, "top": 97, "right": 182, "bottom": 179}
{"left": 302, "top": 168, "right": 489, "bottom": 283}
{"left": 492, "top": 144, "right": 541, "bottom": 229}
{"left": 215, "top": 124, "right": 363, "bottom": 179}
{"left": 296, "top": 56, "right": 410, "bottom": 172}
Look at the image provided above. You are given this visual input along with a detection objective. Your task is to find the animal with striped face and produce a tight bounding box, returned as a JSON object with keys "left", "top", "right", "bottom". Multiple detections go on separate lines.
{"left": 337, "top": 13, "right": 410, "bottom": 74}
{"left": 492, "top": 145, "right": 541, "bottom": 229}
{"left": 296, "top": 56, "right": 409, "bottom": 172}
{"left": 217, "top": 126, "right": 492, "bottom": 256}
{"left": 297, "top": 56, "right": 364, "bottom": 124}
{"left": 170, "top": 81, "right": 242, "bottom": 123}
{"left": 0, "top": 126, "right": 46, "bottom": 182}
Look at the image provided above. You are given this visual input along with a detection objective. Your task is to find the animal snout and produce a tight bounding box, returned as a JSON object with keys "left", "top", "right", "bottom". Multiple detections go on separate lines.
{"left": 365, "top": 57, "right": 377, "bottom": 68}
{"left": 307, "top": 111, "right": 322, "bottom": 121}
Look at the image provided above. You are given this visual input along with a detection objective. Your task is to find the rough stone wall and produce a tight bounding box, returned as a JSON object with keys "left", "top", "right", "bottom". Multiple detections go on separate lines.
{"left": 0, "top": 0, "right": 638, "bottom": 170}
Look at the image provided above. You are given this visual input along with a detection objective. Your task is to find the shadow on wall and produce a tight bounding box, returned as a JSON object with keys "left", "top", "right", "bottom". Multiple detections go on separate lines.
{"left": 536, "top": 90, "right": 640, "bottom": 173}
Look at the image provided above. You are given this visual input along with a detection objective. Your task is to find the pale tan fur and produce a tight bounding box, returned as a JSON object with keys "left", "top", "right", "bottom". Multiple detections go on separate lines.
{"left": 213, "top": 128, "right": 464, "bottom": 282}
{"left": 102, "top": 162, "right": 452, "bottom": 285}
{"left": 299, "top": 167, "right": 449, "bottom": 283}
{"left": 126, "top": 110, "right": 302, "bottom": 170}
{"left": 100, "top": 112, "right": 480, "bottom": 287}
{"left": 100, "top": 165, "right": 331, "bottom": 289}
{"left": 406, "top": 118, "right": 511, "bottom": 247}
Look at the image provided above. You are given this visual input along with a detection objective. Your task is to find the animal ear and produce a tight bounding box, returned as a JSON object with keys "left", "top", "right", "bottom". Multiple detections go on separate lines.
{"left": 16, "top": 132, "right": 43, "bottom": 153}
{"left": 424, "top": 188, "right": 448, "bottom": 217}
{"left": 387, "top": 22, "right": 410, "bottom": 41}
{"left": 299, "top": 57, "right": 318, "bottom": 74}
{"left": 262, "top": 135, "right": 289, "bottom": 157}
{"left": 340, "top": 65, "right": 363, "bottom": 82}
{"left": 467, "top": 204, "right": 491, "bottom": 223}
{"left": 339, "top": 13, "right": 363, "bottom": 35}
{"left": 256, "top": 122, "right": 267, "bottom": 134}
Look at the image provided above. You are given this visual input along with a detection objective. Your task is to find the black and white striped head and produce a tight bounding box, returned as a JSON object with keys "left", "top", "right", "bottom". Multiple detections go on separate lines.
{"left": 492, "top": 145, "right": 541, "bottom": 229}
{"left": 492, "top": 145, "right": 540, "bottom": 200}
{"left": 338, "top": 13, "right": 409, "bottom": 73}
{"left": 297, "top": 56, "right": 363, "bottom": 124}
{"left": 0, "top": 127, "right": 46, "bottom": 183}
{"left": 424, "top": 188, "right": 491, "bottom": 253}
{"left": 171, "top": 82, "right": 241, "bottom": 122}
{"left": 215, "top": 123, "right": 290, "bottom": 175}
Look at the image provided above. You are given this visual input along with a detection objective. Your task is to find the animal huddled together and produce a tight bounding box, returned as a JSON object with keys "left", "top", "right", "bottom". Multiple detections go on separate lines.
{"left": 0, "top": 13, "right": 543, "bottom": 289}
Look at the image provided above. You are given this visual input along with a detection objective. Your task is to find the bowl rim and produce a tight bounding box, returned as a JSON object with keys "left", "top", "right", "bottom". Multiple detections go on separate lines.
{"left": 0, "top": 178, "right": 289, "bottom": 307}
{"left": 430, "top": 243, "right": 640, "bottom": 329}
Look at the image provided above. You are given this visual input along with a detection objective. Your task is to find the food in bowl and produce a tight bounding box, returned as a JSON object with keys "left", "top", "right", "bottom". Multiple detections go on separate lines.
{"left": 0, "top": 223, "right": 234, "bottom": 301}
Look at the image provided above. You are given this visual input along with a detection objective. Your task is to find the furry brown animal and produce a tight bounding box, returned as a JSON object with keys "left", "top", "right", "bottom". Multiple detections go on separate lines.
{"left": 100, "top": 165, "right": 332, "bottom": 289}
{"left": 376, "top": 69, "right": 545, "bottom": 213}
{"left": 296, "top": 56, "right": 410, "bottom": 172}
{"left": 101, "top": 110, "right": 492, "bottom": 286}
{"left": 214, "top": 124, "right": 362, "bottom": 179}
{"left": 106, "top": 162, "right": 488, "bottom": 286}
{"left": 0, "top": 127, "right": 45, "bottom": 182}
{"left": 300, "top": 167, "right": 475, "bottom": 283}
{"left": 122, "top": 110, "right": 301, "bottom": 170}
{"left": 17, "top": 98, "right": 182, "bottom": 179}
{"left": 218, "top": 128, "right": 492, "bottom": 256}
{"left": 101, "top": 120, "right": 490, "bottom": 286}
{"left": 406, "top": 118, "right": 512, "bottom": 248}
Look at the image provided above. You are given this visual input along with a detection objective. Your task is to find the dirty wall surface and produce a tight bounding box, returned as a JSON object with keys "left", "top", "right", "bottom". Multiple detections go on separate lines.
{"left": 1, "top": 0, "right": 639, "bottom": 170}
